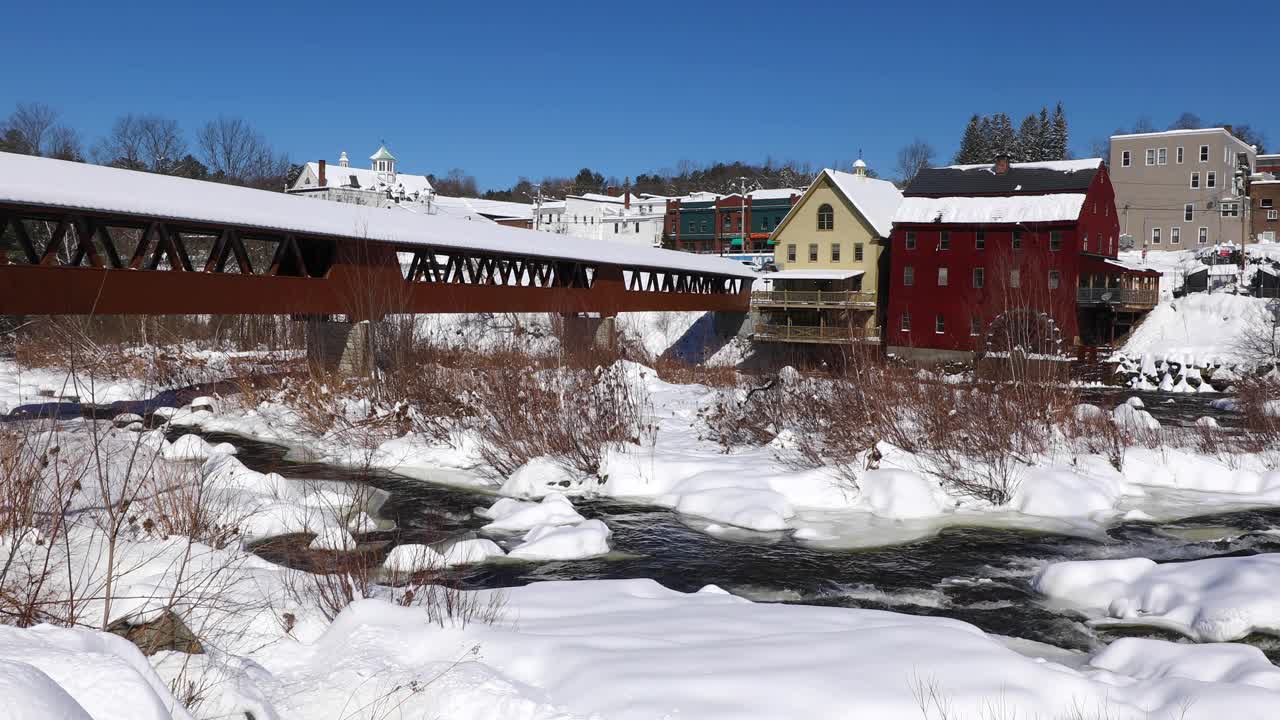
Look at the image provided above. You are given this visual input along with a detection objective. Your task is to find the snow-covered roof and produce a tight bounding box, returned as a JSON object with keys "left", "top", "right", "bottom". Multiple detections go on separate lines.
{"left": 823, "top": 168, "right": 904, "bottom": 238}
{"left": 943, "top": 159, "right": 1103, "bottom": 173}
{"left": 761, "top": 269, "right": 864, "bottom": 281}
{"left": 0, "top": 152, "right": 756, "bottom": 278}
{"left": 461, "top": 197, "right": 535, "bottom": 220}
{"left": 294, "top": 162, "right": 434, "bottom": 197}
{"left": 746, "top": 188, "right": 802, "bottom": 200}
{"left": 370, "top": 145, "right": 396, "bottom": 161}
{"left": 893, "top": 194, "right": 1086, "bottom": 225}
{"left": 417, "top": 196, "right": 498, "bottom": 223}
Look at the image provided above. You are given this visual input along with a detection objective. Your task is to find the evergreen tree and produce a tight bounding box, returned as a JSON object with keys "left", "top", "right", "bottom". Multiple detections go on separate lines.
{"left": 1036, "top": 107, "right": 1052, "bottom": 160}
{"left": 955, "top": 114, "right": 983, "bottom": 164}
{"left": 1049, "top": 102, "right": 1069, "bottom": 160}
{"left": 990, "top": 113, "right": 1017, "bottom": 158}
{"left": 976, "top": 116, "right": 994, "bottom": 163}
{"left": 1015, "top": 113, "right": 1042, "bottom": 162}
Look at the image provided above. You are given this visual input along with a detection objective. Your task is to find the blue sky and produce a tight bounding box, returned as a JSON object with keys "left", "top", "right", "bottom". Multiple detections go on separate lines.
{"left": 3, "top": 0, "right": 1275, "bottom": 190}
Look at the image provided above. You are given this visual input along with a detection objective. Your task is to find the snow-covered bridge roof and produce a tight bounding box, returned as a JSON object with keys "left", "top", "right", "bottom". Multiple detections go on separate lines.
{"left": 0, "top": 152, "right": 755, "bottom": 278}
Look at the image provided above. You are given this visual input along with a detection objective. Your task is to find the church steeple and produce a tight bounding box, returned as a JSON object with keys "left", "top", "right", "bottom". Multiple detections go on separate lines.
{"left": 370, "top": 144, "right": 397, "bottom": 183}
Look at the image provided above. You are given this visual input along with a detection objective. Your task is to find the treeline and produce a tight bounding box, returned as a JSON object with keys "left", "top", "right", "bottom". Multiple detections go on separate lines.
{"left": 479, "top": 159, "right": 822, "bottom": 202}
{"left": 954, "top": 103, "right": 1069, "bottom": 165}
{"left": 0, "top": 102, "right": 295, "bottom": 191}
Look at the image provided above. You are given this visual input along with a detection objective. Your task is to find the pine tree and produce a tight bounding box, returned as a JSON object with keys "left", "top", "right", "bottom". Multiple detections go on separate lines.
{"left": 1049, "top": 102, "right": 1069, "bottom": 160}
{"left": 976, "top": 116, "right": 994, "bottom": 163}
{"left": 955, "top": 114, "right": 983, "bottom": 164}
{"left": 990, "top": 113, "right": 1017, "bottom": 159}
{"left": 1016, "top": 113, "right": 1041, "bottom": 162}
{"left": 1036, "top": 107, "right": 1051, "bottom": 161}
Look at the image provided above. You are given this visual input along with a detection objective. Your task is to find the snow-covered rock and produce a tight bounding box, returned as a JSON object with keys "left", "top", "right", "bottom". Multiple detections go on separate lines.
{"left": 1072, "top": 403, "right": 1105, "bottom": 421}
{"left": 441, "top": 538, "right": 506, "bottom": 567}
{"left": 383, "top": 544, "right": 445, "bottom": 574}
{"left": 1036, "top": 553, "right": 1280, "bottom": 642}
{"left": 507, "top": 519, "right": 611, "bottom": 561}
{"left": 1113, "top": 403, "right": 1161, "bottom": 431}
{"left": 162, "top": 434, "right": 237, "bottom": 461}
{"left": 1011, "top": 468, "right": 1123, "bottom": 518}
{"left": 497, "top": 456, "right": 581, "bottom": 498}
{"left": 480, "top": 492, "right": 585, "bottom": 532}
{"left": 857, "top": 469, "right": 947, "bottom": 519}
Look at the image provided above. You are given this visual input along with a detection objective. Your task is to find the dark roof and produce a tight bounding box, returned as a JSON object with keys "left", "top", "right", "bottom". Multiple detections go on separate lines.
{"left": 905, "top": 162, "right": 1100, "bottom": 197}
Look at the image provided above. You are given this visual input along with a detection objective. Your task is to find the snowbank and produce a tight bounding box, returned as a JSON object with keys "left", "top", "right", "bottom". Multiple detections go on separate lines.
{"left": 1036, "top": 553, "right": 1280, "bottom": 641}
{"left": 162, "top": 433, "right": 237, "bottom": 461}
{"left": 383, "top": 543, "right": 445, "bottom": 573}
{"left": 1121, "top": 293, "right": 1273, "bottom": 368}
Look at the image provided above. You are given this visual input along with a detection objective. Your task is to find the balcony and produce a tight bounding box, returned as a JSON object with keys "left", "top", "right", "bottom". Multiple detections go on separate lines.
{"left": 751, "top": 289, "right": 878, "bottom": 308}
{"left": 753, "top": 322, "right": 881, "bottom": 344}
{"left": 1076, "top": 287, "right": 1158, "bottom": 308}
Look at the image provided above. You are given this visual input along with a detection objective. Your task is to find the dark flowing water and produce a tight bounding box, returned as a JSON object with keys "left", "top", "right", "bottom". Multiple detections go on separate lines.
{"left": 199, "top": 430, "right": 1280, "bottom": 662}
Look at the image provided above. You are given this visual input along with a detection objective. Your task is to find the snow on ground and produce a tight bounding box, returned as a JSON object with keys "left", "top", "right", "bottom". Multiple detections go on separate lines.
{"left": 1036, "top": 553, "right": 1280, "bottom": 642}
{"left": 1119, "top": 292, "right": 1272, "bottom": 369}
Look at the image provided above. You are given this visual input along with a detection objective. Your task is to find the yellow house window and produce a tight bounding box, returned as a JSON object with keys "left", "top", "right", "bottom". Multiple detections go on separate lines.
{"left": 817, "top": 204, "right": 834, "bottom": 231}
{"left": 786, "top": 244, "right": 796, "bottom": 262}
{"left": 831, "top": 244, "right": 841, "bottom": 262}
{"left": 854, "top": 243, "right": 864, "bottom": 262}
{"left": 808, "top": 243, "right": 818, "bottom": 262}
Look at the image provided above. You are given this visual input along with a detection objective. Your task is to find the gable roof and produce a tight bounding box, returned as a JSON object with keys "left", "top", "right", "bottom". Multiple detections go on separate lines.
{"left": 773, "top": 169, "right": 902, "bottom": 239}
{"left": 893, "top": 194, "right": 1086, "bottom": 225}
{"left": 291, "top": 162, "right": 435, "bottom": 198}
{"left": 905, "top": 158, "right": 1102, "bottom": 197}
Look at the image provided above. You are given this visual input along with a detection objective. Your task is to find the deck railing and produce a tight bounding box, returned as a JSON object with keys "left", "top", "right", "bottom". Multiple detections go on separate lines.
{"left": 753, "top": 323, "right": 881, "bottom": 343}
{"left": 1075, "top": 288, "right": 1158, "bottom": 307}
{"left": 750, "top": 290, "right": 878, "bottom": 307}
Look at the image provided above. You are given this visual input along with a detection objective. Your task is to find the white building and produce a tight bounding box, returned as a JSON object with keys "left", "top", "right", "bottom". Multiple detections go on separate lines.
{"left": 288, "top": 146, "right": 436, "bottom": 208}
{"left": 543, "top": 191, "right": 667, "bottom": 248}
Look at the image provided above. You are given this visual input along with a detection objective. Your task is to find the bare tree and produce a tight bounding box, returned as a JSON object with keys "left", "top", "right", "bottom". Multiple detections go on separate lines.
{"left": 46, "top": 126, "right": 83, "bottom": 162}
{"left": 1236, "top": 301, "right": 1280, "bottom": 372}
{"left": 97, "top": 114, "right": 189, "bottom": 173}
{"left": 1, "top": 102, "right": 80, "bottom": 159}
{"left": 895, "top": 139, "right": 935, "bottom": 187}
{"left": 197, "top": 116, "right": 289, "bottom": 190}
{"left": 1168, "top": 112, "right": 1202, "bottom": 130}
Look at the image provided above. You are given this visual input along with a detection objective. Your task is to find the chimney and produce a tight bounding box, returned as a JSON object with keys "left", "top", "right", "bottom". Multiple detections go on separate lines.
{"left": 606, "top": 186, "right": 620, "bottom": 197}
{"left": 993, "top": 154, "right": 1010, "bottom": 175}
{"left": 318, "top": 159, "right": 327, "bottom": 187}
{"left": 625, "top": 189, "right": 631, "bottom": 209}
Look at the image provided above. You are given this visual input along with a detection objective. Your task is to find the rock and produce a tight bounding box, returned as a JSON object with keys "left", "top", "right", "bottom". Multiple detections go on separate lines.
{"left": 188, "top": 396, "right": 217, "bottom": 413}
{"left": 309, "top": 528, "right": 357, "bottom": 552}
{"left": 112, "top": 412, "right": 144, "bottom": 427}
{"left": 1125, "top": 397, "right": 1144, "bottom": 409}
{"left": 108, "top": 611, "right": 203, "bottom": 656}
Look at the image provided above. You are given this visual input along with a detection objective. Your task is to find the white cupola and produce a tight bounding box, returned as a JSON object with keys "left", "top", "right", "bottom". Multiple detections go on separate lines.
{"left": 370, "top": 144, "right": 397, "bottom": 183}
{"left": 338, "top": 151, "right": 350, "bottom": 168}
{"left": 853, "top": 158, "right": 868, "bottom": 179}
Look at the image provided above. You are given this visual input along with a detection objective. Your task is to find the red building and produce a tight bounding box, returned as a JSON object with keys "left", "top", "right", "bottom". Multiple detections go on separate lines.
{"left": 885, "top": 157, "right": 1159, "bottom": 364}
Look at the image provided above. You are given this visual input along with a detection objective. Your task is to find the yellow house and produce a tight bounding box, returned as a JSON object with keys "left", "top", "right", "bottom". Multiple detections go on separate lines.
{"left": 752, "top": 161, "right": 903, "bottom": 344}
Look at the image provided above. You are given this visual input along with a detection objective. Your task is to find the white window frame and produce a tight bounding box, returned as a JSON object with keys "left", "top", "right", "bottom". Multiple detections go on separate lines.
{"left": 937, "top": 267, "right": 949, "bottom": 287}
{"left": 1220, "top": 202, "right": 1239, "bottom": 218}
{"left": 1207, "top": 171, "right": 1216, "bottom": 189}
{"left": 1268, "top": 209, "right": 1279, "bottom": 221}
{"left": 1048, "top": 270, "right": 1061, "bottom": 290}
{"left": 831, "top": 243, "right": 841, "bottom": 262}
{"left": 934, "top": 314, "right": 945, "bottom": 335}
{"left": 905, "top": 231, "right": 917, "bottom": 250}
{"left": 901, "top": 312, "right": 911, "bottom": 332}
{"left": 1145, "top": 148, "right": 1156, "bottom": 166}
{"left": 1199, "top": 145, "right": 1209, "bottom": 162}
{"left": 1151, "top": 228, "right": 1161, "bottom": 245}
{"left": 970, "top": 316, "right": 981, "bottom": 337}
{"left": 1009, "top": 268, "right": 1020, "bottom": 288}
{"left": 1198, "top": 227, "right": 1208, "bottom": 245}
{"left": 1049, "top": 230, "right": 1063, "bottom": 252}
{"left": 1176, "top": 146, "right": 1184, "bottom": 164}
{"left": 903, "top": 266, "right": 914, "bottom": 287}
{"left": 973, "top": 267, "right": 985, "bottom": 288}
{"left": 1157, "top": 148, "right": 1167, "bottom": 165}
{"left": 1121, "top": 150, "right": 1132, "bottom": 167}
{"left": 975, "top": 231, "right": 985, "bottom": 250}
{"left": 1171, "top": 227, "right": 1180, "bottom": 244}
{"left": 1190, "top": 172, "right": 1201, "bottom": 189}
{"left": 1184, "top": 203, "right": 1194, "bottom": 222}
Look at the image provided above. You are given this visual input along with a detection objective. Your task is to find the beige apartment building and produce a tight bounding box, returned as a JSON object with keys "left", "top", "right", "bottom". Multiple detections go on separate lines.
{"left": 1109, "top": 128, "right": 1257, "bottom": 251}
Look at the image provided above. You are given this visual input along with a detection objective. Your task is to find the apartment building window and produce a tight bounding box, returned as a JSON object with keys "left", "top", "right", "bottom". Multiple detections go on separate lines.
{"left": 1198, "top": 227, "right": 1208, "bottom": 244}
{"left": 817, "top": 204, "right": 834, "bottom": 230}
{"left": 614, "top": 223, "right": 619, "bottom": 233}
{"left": 1184, "top": 203, "right": 1194, "bottom": 221}
{"left": 1145, "top": 148, "right": 1156, "bottom": 166}
{"left": 1263, "top": 199, "right": 1274, "bottom": 209}
{"left": 905, "top": 231, "right": 917, "bottom": 250}
{"left": 1269, "top": 210, "right": 1280, "bottom": 221}
{"left": 1191, "top": 172, "right": 1201, "bottom": 189}
{"left": 939, "top": 231, "right": 951, "bottom": 250}
{"left": 1176, "top": 146, "right": 1184, "bottom": 164}
{"left": 975, "top": 231, "right": 986, "bottom": 250}
{"left": 970, "top": 316, "right": 981, "bottom": 336}
{"left": 854, "top": 243, "right": 864, "bottom": 262}
{"left": 1207, "top": 171, "right": 1216, "bottom": 189}
{"left": 1010, "top": 268, "right": 1021, "bottom": 288}
{"left": 972, "top": 267, "right": 985, "bottom": 288}
{"left": 1171, "top": 227, "right": 1180, "bottom": 244}
{"left": 831, "top": 243, "right": 841, "bottom": 262}
{"left": 808, "top": 243, "right": 818, "bottom": 262}
{"left": 1158, "top": 148, "right": 1167, "bottom": 165}
{"left": 1049, "top": 231, "right": 1063, "bottom": 251}
{"left": 1048, "top": 270, "right": 1061, "bottom": 290}
{"left": 935, "top": 314, "right": 946, "bottom": 334}
{"left": 1220, "top": 202, "right": 1239, "bottom": 218}
{"left": 903, "top": 266, "right": 915, "bottom": 287}
{"left": 787, "top": 244, "right": 796, "bottom": 262}
{"left": 1200, "top": 145, "right": 1209, "bottom": 162}
{"left": 901, "top": 312, "right": 911, "bottom": 332}
{"left": 938, "top": 267, "right": 949, "bottom": 286}
{"left": 1121, "top": 150, "right": 1131, "bottom": 167}
{"left": 1012, "top": 230, "right": 1023, "bottom": 249}
{"left": 700, "top": 220, "right": 707, "bottom": 232}
{"left": 1151, "top": 228, "right": 1161, "bottom": 244}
